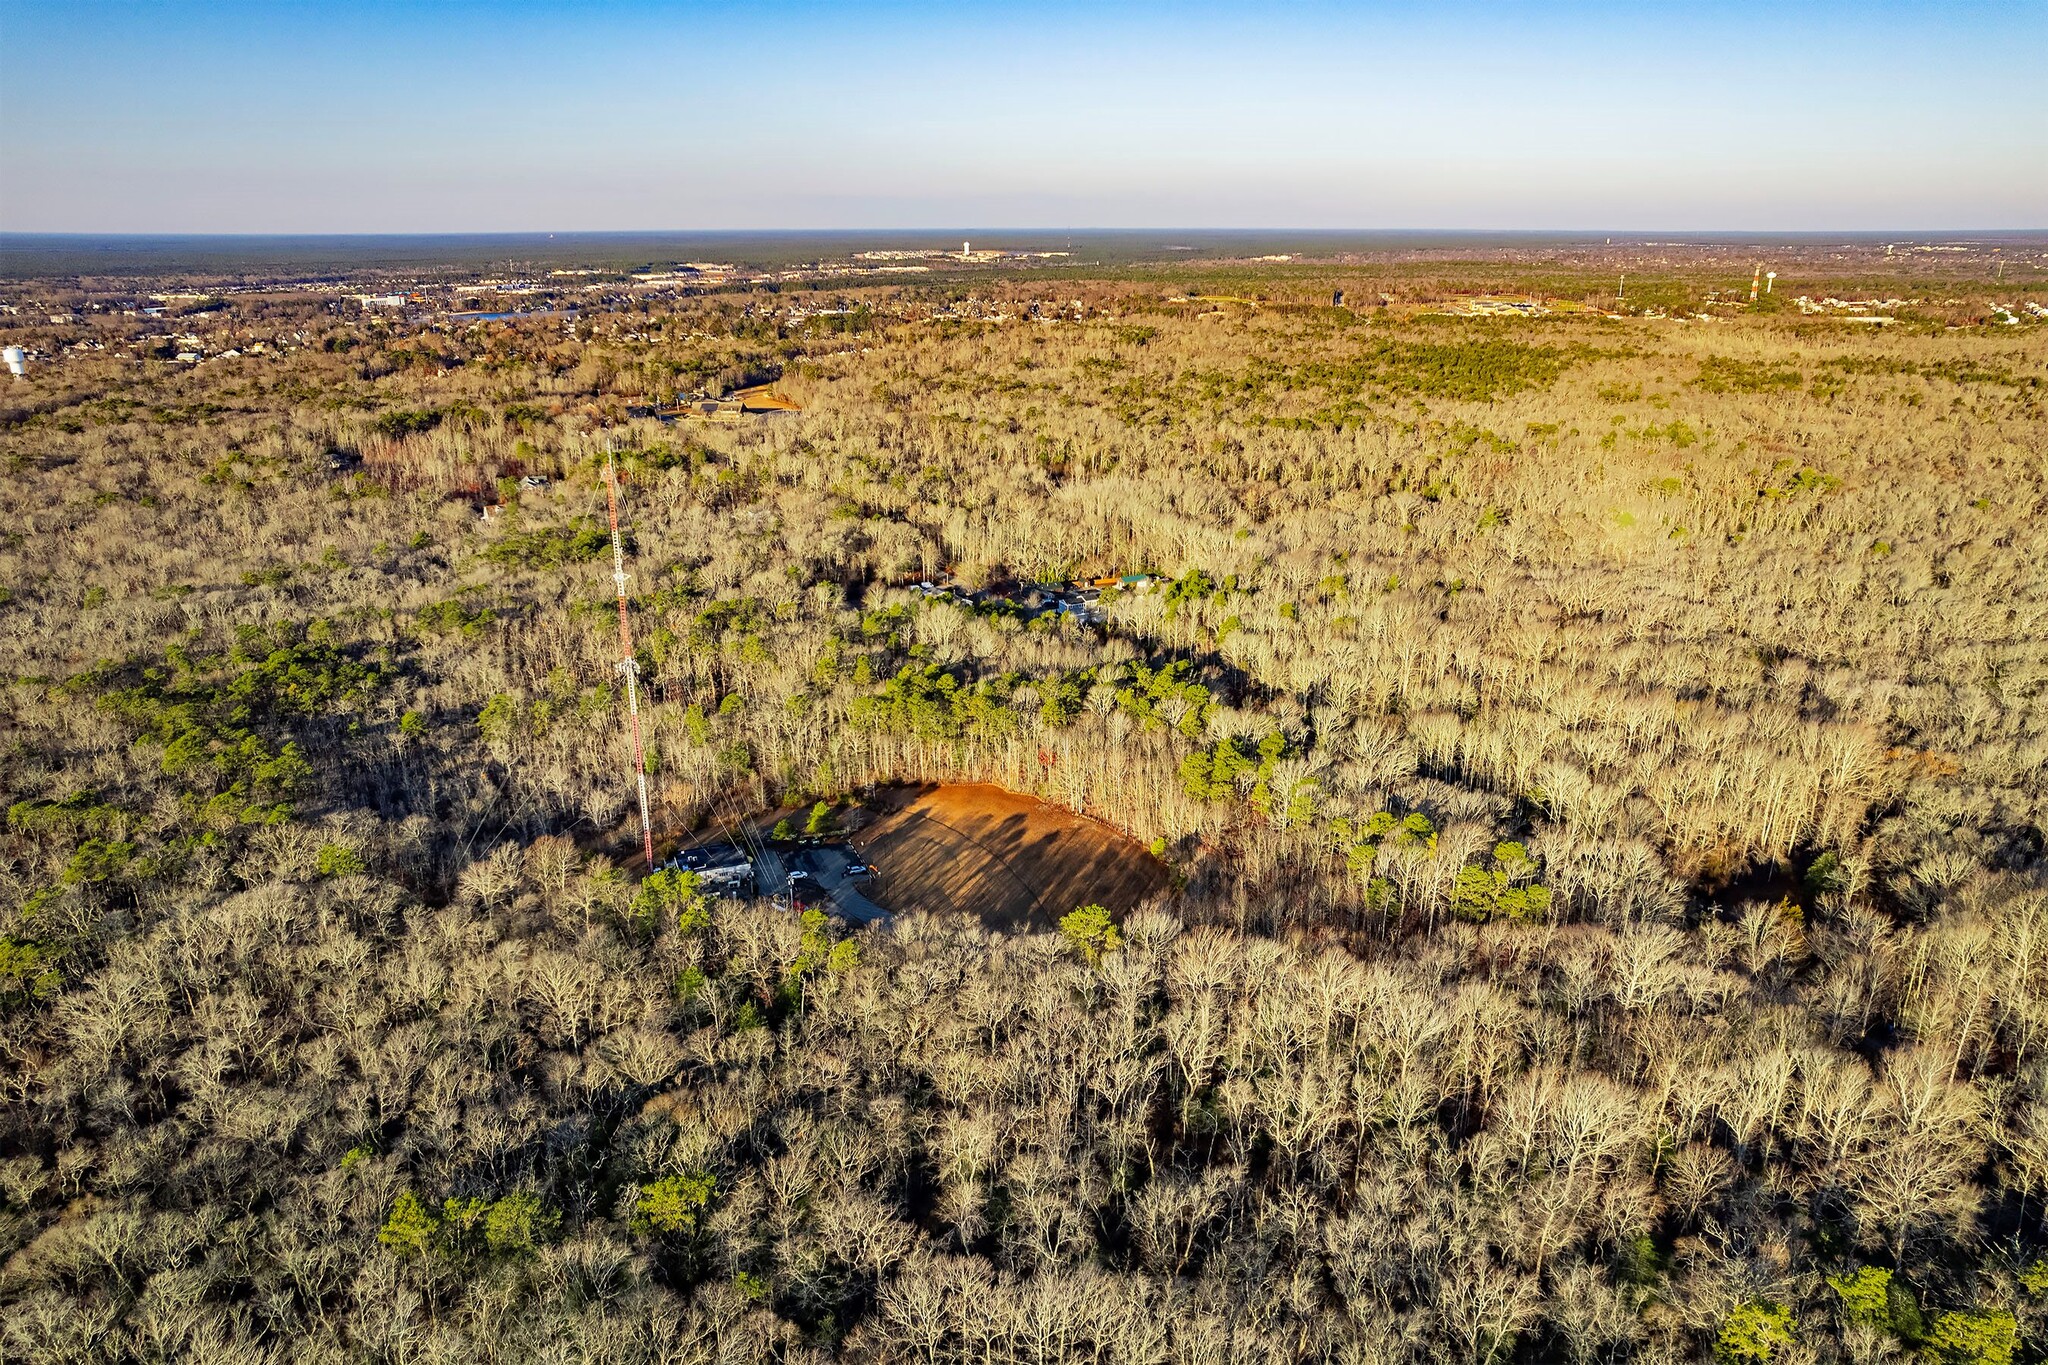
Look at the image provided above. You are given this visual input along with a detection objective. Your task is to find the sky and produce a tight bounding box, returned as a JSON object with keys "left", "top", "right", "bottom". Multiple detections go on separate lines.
{"left": 2, "top": 1, "right": 2043, "bottom": 233}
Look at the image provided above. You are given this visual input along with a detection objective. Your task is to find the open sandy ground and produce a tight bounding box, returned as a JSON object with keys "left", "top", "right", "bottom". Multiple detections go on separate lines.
{"left": 850, "top": 783, "right": 1168, "bottom": 930}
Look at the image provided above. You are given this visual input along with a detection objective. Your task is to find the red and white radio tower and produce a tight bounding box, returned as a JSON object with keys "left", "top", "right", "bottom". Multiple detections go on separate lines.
{"left": 603, "top": 446, "right": 657, "bottom": 871}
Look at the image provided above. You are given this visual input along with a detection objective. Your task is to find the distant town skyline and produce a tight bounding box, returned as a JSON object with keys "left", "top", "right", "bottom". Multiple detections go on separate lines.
{"left": 4, "top": 0, "right": 2043, "bottom": 233}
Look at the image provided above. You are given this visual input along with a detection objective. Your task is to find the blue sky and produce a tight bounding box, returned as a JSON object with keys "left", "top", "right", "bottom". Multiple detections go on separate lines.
{"left": 3, "top": 1, "right": 2042, "bottom": 231}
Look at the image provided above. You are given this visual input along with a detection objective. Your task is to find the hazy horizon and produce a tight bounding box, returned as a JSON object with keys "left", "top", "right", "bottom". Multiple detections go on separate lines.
{"left": 7, "top": 227, "right": 2040, "bottom": 281}
{"left": 5, "top": 1, "right": 2043, "bottom": 234}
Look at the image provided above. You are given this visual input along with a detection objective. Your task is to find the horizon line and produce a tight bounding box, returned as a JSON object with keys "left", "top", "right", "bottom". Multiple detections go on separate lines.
{"left": 6, "top": 227, "right": 2047, "bottom": 239}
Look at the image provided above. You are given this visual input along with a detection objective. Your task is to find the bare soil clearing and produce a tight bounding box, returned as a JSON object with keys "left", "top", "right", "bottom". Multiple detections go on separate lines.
{"left": 733, "top": 383, "right": 802, "bottom": 411}
{"left": 852, "top": 783, "right": 1168, "bottom": 930}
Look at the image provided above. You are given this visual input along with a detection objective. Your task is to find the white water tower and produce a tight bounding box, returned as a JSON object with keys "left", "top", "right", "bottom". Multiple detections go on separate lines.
{"left": 2, "top": 346, "right": 25, "bottom": 378}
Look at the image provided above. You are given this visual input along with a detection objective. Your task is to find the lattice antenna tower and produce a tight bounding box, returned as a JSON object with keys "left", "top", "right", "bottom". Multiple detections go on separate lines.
{"left": 603, "top": 444, "right": 657, "bottom": 871}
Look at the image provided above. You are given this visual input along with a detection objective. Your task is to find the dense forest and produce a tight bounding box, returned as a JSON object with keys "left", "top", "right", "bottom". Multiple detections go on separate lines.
{"left": 2, "top": 263, "right": 2045, "bottom": 1363}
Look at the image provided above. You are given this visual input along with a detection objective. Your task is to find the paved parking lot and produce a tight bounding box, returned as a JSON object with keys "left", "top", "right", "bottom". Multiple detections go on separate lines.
{"left": 747, "top": 842, "right": 890, "bottom": 925}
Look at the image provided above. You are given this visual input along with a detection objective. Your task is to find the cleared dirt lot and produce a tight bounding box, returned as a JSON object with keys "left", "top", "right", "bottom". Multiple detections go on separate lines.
{"left": 851, "top": 783, "right": 1168, "bottom": 930}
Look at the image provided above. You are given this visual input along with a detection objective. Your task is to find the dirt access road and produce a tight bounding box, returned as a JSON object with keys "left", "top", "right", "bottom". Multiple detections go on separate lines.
{"left": 851, "top": 783, "right": 1167, "bottom": 931}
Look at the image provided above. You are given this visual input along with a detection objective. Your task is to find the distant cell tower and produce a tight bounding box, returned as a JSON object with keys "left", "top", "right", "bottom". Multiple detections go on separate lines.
{"left": 603, "top": 446, "right": 657, "bottom": 872}
{"left": 1750, "top": 265, "right": 1763, "bottom": 304}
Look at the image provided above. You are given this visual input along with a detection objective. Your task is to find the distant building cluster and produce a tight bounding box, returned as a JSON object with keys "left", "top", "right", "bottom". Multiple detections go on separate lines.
{"left": 631, "top": 263, "right": 741, "bottom": 287}
{"left": 852, "top": 245, "right": 1070, "bottom": 265}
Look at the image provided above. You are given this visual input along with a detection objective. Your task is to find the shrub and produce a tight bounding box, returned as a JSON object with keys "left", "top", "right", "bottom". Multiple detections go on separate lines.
{"left": 481, "top": 517, "right": 611, "bottom": 569}
{"left": 483, "top": 1192, "right": 560, "bottom": 1257}
{"left": 1449, "top": 841, "right": 1552, "bottom": 922}
{"left": 632, "top": 1172, "right": 715, "bottom": 1237}
{"left": 633, "top": 868, "right": 708, "bottom": 934}
{"left": 61, "top": 838, "right": 136, "bottom": 885}
{"left": 0, "top": 937, "right": 62, "bottom": 1009}
{"left": 1614, "top": 1234, "right": 1667, "bottom": 1288}
{"left": 377, "top": 1191, "right": 441, "bottom": 1258}
{"left": 8, "top": 792, "right": 125, "bottom": 837}
{"left": 373, "top": 408, "right": 441, "bottom": 438}
{"left": 1060, "top": 904, "right": 1122, "bottom": 965}
{"left": 415, "top": 597, "right": 497, "bottom": 636}
{"left": 1715, "top": 1302, "right": 1796, "bottom": 1362}
{"left": 804, "top": 800, "right": 832, "bottom": 834}
{"left": 1826, "top": 1265, "right": 1892, "bottom": 1325}
{"left": 1920, "top": 1310, "right": 2016, "bottom": 1365}
{"left": 477, "top": 693, "right": 520, "bottom": 745}
{"left": 1181, "top": 734, "right": 1271, "bottom": 801}
{"left": 316, "top": 843, "right": 365, "bottom": 878}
